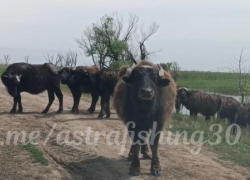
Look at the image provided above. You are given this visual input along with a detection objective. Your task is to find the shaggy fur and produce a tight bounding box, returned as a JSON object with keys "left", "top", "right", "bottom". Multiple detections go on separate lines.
{"left": 113, "top": 61, "right": 176, "bottom": 176}
{"left": 179, "top": 88, "right": 221, "bottom": 120}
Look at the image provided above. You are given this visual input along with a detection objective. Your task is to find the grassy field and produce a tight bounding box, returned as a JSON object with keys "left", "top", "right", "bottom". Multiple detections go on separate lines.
{"left": 177, "top": 71, "right": 238, "bottom": 95}
{"left": 171, "top": 113, "right": 250, "bottom": 167}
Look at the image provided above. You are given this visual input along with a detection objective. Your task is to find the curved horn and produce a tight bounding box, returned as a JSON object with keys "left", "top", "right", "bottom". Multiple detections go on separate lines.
{"left": 125, "top": 64, "right": 137, "bottom": 76}
{"left": 158, "top": 64, "right": 164, "bottom": 76}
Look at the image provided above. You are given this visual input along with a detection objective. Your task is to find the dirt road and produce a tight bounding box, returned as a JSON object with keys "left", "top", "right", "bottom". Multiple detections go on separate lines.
{"left": 0, "top": 83, "right": 250, "bottom": 180}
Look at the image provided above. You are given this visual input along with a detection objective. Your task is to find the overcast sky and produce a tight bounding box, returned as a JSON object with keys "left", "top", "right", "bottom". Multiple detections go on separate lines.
{"left": 0, "top": 0, "right": 250, "bottom": 71}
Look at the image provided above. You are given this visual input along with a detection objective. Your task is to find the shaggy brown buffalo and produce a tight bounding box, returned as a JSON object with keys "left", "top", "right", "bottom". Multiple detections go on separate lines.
{"left": 178, "top": 88, "right": 221, "bottom": 120}
{"left": 114, "top": 61, "right": 176, "bottom": 176}
{"left": 1, "top": 63, "right": 63, "bottom": 113}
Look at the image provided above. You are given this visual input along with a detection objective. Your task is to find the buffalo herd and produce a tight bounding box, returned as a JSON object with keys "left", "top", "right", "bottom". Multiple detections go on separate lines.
{"left": 1, "top": 61, "right": 249, "bottom": 176}
{"left": 177, "top": 87, "right": 250, "bottom": 129}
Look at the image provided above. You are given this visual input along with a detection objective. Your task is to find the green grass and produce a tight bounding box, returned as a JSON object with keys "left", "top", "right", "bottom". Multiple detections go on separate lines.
{"left": 22, "top": 143, "right": 49, "bottom": 166}
{"left": 178, "top": 71, "right": 238, "bottom": 95}
{"left": 171, "top": 113, "right": 250, "bottom": 167}
{"left": 0, "top": 65, "right": 6, "bottom": 76}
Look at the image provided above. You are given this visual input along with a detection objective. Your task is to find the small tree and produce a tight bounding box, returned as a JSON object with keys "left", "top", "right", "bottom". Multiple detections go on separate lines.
{"left": 24, "top": 56, "right": 29, "bottom": 63}
{"left": 3, "top": 54, "right": 11, "bottom": 66}
{"left": 229, "top": 48, "right": 250, "bottom": 103}
{"left": 76, "top": 13, "right": 159, "bottom": 69}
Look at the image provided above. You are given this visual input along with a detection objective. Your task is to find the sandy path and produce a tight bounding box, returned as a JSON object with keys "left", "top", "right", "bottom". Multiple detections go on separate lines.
{"left": 0, "top": 83, "right": 250, "bottom": 180}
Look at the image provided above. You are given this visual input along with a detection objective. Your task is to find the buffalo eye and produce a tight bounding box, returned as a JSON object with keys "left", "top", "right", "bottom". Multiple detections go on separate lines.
{"left": 121, "top": 76, "right": 132, "bottom": 85}
{"left": 158, "top": 78, "right": 170, "bottom": 87}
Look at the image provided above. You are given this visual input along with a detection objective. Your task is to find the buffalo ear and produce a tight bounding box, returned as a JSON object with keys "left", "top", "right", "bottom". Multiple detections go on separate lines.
{"left": 121, "top": 76, "right": 132, "bottom": 85}
{"left": 158, "top": 78, "right": 170, "bottom": 87}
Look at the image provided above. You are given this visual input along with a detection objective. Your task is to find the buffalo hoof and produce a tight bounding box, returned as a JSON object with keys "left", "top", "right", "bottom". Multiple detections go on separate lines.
{"left": 10, "top": 110, "right": 16, "bottom": 114}
{"left": 129, "top": 168, "right": 140, "bottom": 176}
{"left": 97, "top": 115, "right": 104, "bottom": 119}
{"left": 17, "top": 109, "right": 23, "bottom": 114}
{"left": 87, "top": 108, "right": 95, "bottom": 113}
{"left": 142, "top": 152, "right": 151, "bottom": 160}
{"left": 127, "top": 154, "right": 133, "bottom": 162}
{"left": 151, "top": 170, "right": 161, "bottom": 177}
{"left": 56, "top": 109, "right": 63, "bottom": 114}
{"left": 105, "top": 114, "right": 110, "bottom": 119}
{"left": 151, "top": 166, "right": 162, "bottom": 177}
{"left": 41, "top": 110, "right": 48, "bottom": 114}
{"left": 74, "top": 110, "right": 79, "bottom": 115}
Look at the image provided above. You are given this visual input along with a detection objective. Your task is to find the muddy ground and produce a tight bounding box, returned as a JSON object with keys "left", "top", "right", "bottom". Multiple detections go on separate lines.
{"left": 0, "top": 83, "right": 250, "bottom": 180}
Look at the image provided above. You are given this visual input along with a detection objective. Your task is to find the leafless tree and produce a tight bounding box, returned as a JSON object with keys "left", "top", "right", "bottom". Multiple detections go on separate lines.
{"left": 2, "top": 54, "right": 11, "bottom": 66}
{"left": 44, "top": 53, "right": 65, "bottom": 67}
{"left": 138, "top": 22, "right": 159, "bottom": 60}
{"left": 44, "top": 53, "right": 55, "bottom": 64}
{"left": 24, "top": 56, "right": 29, "bottom": 63}
{"left": 55, "top": 53, "right": 64, "bottom": 67}
{"left": 64, "top": 50, "right": 78, "bottom": 67}
{"left": 229, "top": 48, "right": 250, "bottom": 103}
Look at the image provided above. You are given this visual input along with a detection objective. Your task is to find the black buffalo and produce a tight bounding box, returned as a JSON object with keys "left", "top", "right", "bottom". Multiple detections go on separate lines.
{"left": 58, "top": 66, "right": 99, "bottom": 114}
{"left": 220, "top": 104, "right": 250, "bottom": 133}
{"left": 114, "top": 62, "right": 176, "bottom": 176}
{"left": 1, "top": 63, "right": 63, "bottom": 113}
{"left": 70, "top": 68, "right": 122, "bottom": 119}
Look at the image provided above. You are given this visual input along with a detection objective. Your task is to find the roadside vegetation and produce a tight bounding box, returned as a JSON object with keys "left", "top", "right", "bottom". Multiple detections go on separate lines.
{"left": 22, "top": 143, "right": 49, "bottom": 166}
{"left": 170, "top": 113, "right": 250, "bottom": 167}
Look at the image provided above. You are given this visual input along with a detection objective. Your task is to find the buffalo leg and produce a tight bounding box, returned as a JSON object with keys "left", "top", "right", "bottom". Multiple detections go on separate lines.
{"left": 54, "top": 87, "right": 63, "bottom": 113}
{"left": 98, "top": 96, "right": 105, "bottom": 119}
{"left": 42, "top": 90, "right": 55, "bottom": 114}
{"left": 129, "top": 143, "right": 140, "bottom": 176}
{"left": 10, "top": 96, "right": 18, "bottom": 114}
{"left": 70, "top": 90, "right": 77, "bottom": 113}
{"left": 17, "top": 94, "right": 23, "bottom": 113}
{"left": 150, "top": 127, "right": 162, "bottom": 177}
{"left": 127, "top": 146, "right": 133, "bottom": 161}
{"left": 105, "top": 95, "right": 111, "bottom": 118}
{"left": 88, "top": 92, "right": 99, "bottom": 113}
{"left": 73, "top": 91, "right": 81, "bottom": 114}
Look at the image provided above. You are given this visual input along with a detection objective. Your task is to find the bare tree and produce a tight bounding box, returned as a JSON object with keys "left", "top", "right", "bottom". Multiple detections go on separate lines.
{"left": 44, "top": 53, "right": 64, "bottom": 67}
{"left": 3, "top": 54, "right": 11, "bottom": 66}
{"left": 229, "top": 48, "right": 250, "bottom": 103}
{"left": 64, "top": 50, "right": 78, "bottom": 67}
{"left": 138, "top": 22, "right": 159, "bottom": 60}
{"left": 24, "top": 56, "right": 29, "bottom": 63}
{"left": 55, "top": 53, "right": 64, "bottom": 67}
{"left": 44, "top": 53, "right": 55, "bottom": 64}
